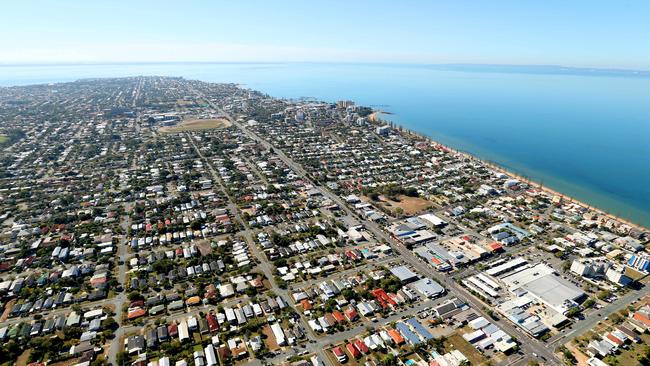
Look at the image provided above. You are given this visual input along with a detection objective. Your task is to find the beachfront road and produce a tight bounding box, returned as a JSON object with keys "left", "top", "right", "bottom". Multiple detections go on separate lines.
{"left": 190, "top": 91, "right": 561, "bottom": 364}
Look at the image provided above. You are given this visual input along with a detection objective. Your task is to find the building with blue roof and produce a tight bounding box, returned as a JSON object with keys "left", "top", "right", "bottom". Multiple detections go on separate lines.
{"left": 396, "top": 322, "right": 421, "bottom": 345}
{"left": 406, "top": 318, "right": 433, "bottom": 341}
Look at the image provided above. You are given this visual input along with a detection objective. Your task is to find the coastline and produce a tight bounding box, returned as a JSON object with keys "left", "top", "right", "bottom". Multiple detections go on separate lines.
{"left": 482, "top": 159, "right": 648, "bottom": 232}
{"left": 0, "top": 65, "right": 646, "bottom": 232}
{"left": 368, "top": 110, "right": 393, "bottom": 123}
{"left": 374, "top": 114, "right": 649, "bottom": 233}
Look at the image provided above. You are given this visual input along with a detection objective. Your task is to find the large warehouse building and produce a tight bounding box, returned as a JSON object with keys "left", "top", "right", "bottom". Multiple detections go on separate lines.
{"left": 501, "top": 262, "right": 586, "bottom": 315}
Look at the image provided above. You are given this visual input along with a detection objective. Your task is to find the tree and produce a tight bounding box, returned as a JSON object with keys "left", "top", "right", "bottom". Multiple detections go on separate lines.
{"left": 101, "top": 317, "right": 117, "bottom": 330}
{"left": 429, "top": 336, "right": 446, "bottom": 353}
{"left": 565, "top": 307, "right": 582, "bottom": 318}
{"left": 128, "top": 291, "right": 144, "bottom": 302}
{"left": 597, "top": 290, "right": 612, "bottom": 300}
{"left": 116, "top": 351, "right": 129, "bottom": 366}
{"left": 562, "top": 348, "right": 577, "bottom": 365}
{"left": 341, "top": 289, "right": 359, "bottom": 301}
{"left": 0, "top": 340, "right": 22, "bottom": 364}
{"left": 91, "top": 356, "right": 108, "bottom": 366}
{"left": 637, "top": 345, "right": 650, "bottom": 365}
{"left": 63, "top": 326, "right": 82, "bottom": 340}
{"left": 244, "top": 286, "right": 257, "bottom": 297}
{"left": 161, "top": 340, "right": 183, "bottom": 354}
{"left": 609, "top": 313, "right": 623, "bottom": 324}
{"left": 562, "top": 261, "right": 571, "bottom": 272}
{"left": 404, "top": 187, "right": 419, "bottom": 197}
{"left": 382, "top": 354, "right": 397, "bottom": 366}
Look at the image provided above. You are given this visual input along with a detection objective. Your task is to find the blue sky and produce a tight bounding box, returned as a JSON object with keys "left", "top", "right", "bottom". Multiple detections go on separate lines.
{"left": 2, "top": 0, "right": 649, "bottom": 69}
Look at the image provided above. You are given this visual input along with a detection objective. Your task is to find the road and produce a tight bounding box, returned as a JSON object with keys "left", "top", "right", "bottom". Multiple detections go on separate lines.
{"left": 229, "top": 117, "right": 558, "bottom": 363}
{"left": 2, "top": 210, "right": 133, "bottom": 341}
{"left": 548, "top": 284, "right": 650, "bottom": 346}
{"left": 185, "top": 129, "right": 333, "bottom": 365}
{"left": 107, "top": 205, "right": 132, "bottom": 365}
{"left": 190, "top": 93, "right": 561, "bottom": 365}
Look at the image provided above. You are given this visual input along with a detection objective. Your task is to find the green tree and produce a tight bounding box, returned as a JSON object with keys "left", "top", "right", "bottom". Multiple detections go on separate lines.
{"left": 116, "top": 351, "right": 129, "bottom": 366}
{"left": 128, "top": 291, "right": 144, "bottom": 302}
{"left": 382, "top": 353, "right": 397, "bottom": 366}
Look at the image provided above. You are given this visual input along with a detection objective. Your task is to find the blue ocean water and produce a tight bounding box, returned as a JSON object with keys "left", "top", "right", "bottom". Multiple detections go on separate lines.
{"left": 1, "top": 62, "right": 649, "bottom": 228}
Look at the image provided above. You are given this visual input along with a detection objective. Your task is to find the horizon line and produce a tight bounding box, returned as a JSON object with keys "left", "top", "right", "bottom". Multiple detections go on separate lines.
{"left": 0, "top": 60, "right": 649, "bottom": 74}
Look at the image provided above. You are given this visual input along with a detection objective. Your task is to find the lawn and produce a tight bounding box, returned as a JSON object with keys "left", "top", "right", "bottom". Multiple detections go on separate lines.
{"left": 444, "top": 333, "right": 490, "bottom": 365}
{"left": 159, "top": 118, "right": 231, "bottom": 133}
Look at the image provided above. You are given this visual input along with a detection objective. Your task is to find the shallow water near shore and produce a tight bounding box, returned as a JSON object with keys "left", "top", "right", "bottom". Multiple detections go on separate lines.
{"left": 1, "top": 62, "right": 649, "bottom": 228}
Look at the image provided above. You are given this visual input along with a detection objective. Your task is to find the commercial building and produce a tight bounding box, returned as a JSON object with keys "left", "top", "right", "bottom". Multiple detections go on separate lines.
{"left": 501, "top": 263, "right": 585, "bottom": 314}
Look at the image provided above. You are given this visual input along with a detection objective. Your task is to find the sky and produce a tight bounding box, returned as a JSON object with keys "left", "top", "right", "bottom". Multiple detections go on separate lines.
{"left": 1, "top": 0, "right": 649, "bottom": 69}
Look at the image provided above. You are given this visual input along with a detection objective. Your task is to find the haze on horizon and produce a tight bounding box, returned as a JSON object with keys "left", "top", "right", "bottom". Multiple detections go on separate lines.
{"left": 1, "top": 0, "right": 650, "bottom": 70}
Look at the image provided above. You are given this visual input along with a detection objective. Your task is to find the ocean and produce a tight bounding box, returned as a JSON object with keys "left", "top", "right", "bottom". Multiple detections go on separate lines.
{"left": 1, "top": 62, "right": 649, "bottom": 228}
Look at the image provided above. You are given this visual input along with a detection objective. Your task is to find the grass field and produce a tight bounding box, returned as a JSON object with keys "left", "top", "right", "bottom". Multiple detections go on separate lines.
{"left": 365, "top": 194, "right": 435, "bottom": 215}
{"left": 0, "top": 135, "right": 8, "bottom": 144}
{"left": 159, "top": 118, "right": 231, "bottom": 133}
{"left": 445, "top": 333, "right": 491, "bottom": 365}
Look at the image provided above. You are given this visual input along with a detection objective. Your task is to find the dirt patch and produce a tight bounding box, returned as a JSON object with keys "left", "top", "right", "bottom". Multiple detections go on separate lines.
{"left": 159, "top": 118, "right": 231, "bottom": 133}
{"left": 241, "top": 207, "right": 257, "bottom": 216}
{"left": 0, "top": 298, "right": 16, "bottom": 321}
{"left": 261, "top": 325, "right": 279, "bottom": 351}
{"left": 389, "top": 195, "right": 434, "bottom": 214}
{"left": 626, "top": 266, "right": 647, "bottom": 282}
{"left": 195, "top": 240, "right": 213, "bottom": 256}
{"left": 564, "top": 342, "right": 589, "bottom": 366}
{"left": 15, "top": 350, "right": 30, "bottom": 366}
{"left": 363, "top": 194, "right": 434, "bottom": 216}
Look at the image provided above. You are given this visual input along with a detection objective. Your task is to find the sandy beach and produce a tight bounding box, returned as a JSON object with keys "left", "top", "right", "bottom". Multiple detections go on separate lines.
{"left": 391, "top": 121, "right": 649, "bottom": 232}
{"left": 368, "top": 110, "right": 392, "bottom": 123}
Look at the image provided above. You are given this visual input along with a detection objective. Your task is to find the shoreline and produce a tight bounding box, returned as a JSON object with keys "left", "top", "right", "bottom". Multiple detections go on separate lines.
{"left": 372, "top": 112, "right": 649, "bottom": 233}
{"left": 367, "top": 110, "right": 393, "bottom": 123}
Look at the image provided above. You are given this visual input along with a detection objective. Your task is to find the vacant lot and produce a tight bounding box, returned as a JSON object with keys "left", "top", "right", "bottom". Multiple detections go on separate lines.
{"left": 261, "top": 325, "right": 280, "bottom": 351}
{"left": 195, "top": 240, "right": 212, "bottom": 256}
{"left": 626, "top": 266, "right": 647, "bottom": 282}
{"left": 445, "top": 333, "right": 491, "bottom": 365}
{"left": 365, "top": 194, "right": 434, "bottom": 215}
{"left": 0, "top": 298, "right": 16, "bottom": 321}
{"left": 159, "top": 118, "right": 231, "bottom": 133}
{"left": 389, "top": 195, "right": 435, "bottom": 214}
